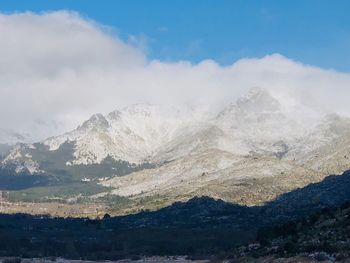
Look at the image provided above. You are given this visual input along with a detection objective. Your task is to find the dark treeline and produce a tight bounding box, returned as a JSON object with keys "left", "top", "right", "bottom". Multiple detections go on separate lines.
{"left": 0, "top": 171, "right": 350, "bottom": 260}
{"left": 0, "top": 203, "right": 254, "bottom": 260}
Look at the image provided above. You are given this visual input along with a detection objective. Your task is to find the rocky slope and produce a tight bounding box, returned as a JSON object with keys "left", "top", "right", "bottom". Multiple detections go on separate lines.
{"left": 1, "top": 88, "right": 350, "bottom": 213}
{"left": 100, "top": 88, "right": 350, "bottom": 209}
{"left": 235, "top": 202, "right": 350, "bottom": 262}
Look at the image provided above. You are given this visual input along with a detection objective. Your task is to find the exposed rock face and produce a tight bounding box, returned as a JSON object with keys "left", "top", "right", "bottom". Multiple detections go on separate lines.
{"left": 2, "top": 88, "right": 350, "bottom": 214}
{"left": 100, "top": 89, "right": 350, "bottom": 209}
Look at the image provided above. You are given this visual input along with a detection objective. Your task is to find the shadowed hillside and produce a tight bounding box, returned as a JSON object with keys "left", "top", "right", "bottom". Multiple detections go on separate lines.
{"left": 261, "top": 170, "right": 350, "bottom": 223}
{"left": 0, "top": 171, "right": 350, "bottom": 259}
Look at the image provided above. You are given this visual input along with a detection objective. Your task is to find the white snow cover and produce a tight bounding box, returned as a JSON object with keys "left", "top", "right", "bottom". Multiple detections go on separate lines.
{"left": 43, "top": 104, "right": 199, "bottom": 165}
{"left": 36, "top": 87, "right": 335, "bottom": 166}
{"left": 1, "top": 144, "right": 42, "bottom": 174}
{"left": 3, "top": 88, "right": 348, "bottom": 175}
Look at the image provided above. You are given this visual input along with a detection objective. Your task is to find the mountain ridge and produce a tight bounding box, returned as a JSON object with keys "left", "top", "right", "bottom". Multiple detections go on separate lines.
{"left": 2, "top": 88, "right": 350, "bottom": 215}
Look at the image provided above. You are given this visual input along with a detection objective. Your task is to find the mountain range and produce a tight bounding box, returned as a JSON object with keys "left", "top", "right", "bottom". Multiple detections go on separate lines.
{"left": 1, "top": 87, "right": 350, "bottom": 216}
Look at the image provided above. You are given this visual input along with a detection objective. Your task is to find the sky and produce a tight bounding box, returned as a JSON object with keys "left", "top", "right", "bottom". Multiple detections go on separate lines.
{"left": 1, "top": 0, "right": 350, "bottom": 71}
{"left": 1, "top": 1, "right": 350, "bottom": 143}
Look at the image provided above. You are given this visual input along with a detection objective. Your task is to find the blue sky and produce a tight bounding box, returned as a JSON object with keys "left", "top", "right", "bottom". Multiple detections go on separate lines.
{"left": 0, "top": 0, "right": 350, "bottom": 71}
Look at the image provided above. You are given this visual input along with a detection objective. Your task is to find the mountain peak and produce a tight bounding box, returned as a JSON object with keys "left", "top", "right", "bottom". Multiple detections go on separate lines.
{"left": 107, "top": 110, "right": 122, "bottom": 120}
{"left": 79, "top": 113, "right": 109, "bottom": 130}
{"left": 217, "top": 88, "right": 281, "bottom": 121}
{"left": 236, "top": 87, "right": 280, "bottom": 112}
{"left": 107, "top": 104, "right": 158, "bottom": 121}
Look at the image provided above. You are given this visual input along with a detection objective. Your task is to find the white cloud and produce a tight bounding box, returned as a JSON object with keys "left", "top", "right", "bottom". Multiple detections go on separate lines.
{"left": 1, "top": 11, "right": 350, "bottom": 143}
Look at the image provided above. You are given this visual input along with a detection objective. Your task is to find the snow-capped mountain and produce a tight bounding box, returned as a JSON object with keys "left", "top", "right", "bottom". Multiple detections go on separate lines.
{"left": 1, "top": 88, "right": 347, "bottom": 174}
{"left": 2, "top": 88, "right": 350, "bottom": 212}
{"left": 215, "top": 88, "right": 321, "bottom": 155}
{"left": 43, "top": 104, "right": 194, "bottom": 165}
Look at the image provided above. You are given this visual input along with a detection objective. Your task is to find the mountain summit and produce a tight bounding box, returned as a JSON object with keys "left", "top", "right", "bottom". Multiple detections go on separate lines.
{"left": 1, "top": 88, "right": 350, "bottom": 215}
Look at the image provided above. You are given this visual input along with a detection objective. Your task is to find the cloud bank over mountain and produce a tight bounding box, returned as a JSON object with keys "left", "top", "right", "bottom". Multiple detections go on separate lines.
{"left": 1, "top": 10, "right": 350, "bottom": 142}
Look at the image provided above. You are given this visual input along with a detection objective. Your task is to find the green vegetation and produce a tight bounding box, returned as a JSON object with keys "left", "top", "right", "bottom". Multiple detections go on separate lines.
{"left": 237, "top": 202, "right": 350, "bottom": 261}
{"left": 7, "top": 182, "right": 110, "bottom": 203}
{"left": 97, "top": 194, "right": 132, "bottom": 209}
{"left": 66, "top": 156, "right": 155, "bottom": 181}
{"left": 28, "top": 142, "right": 155, "bottom": 181}
{"left": 0, "top": 197, "right": 256, "bottom": 260}
{"left": 0, "top": 190, "right": 349, "bottom": 261}
{"left": 0, "top": 142, "right": 149, "bottom": 179}
{"left": 0, "top": 141, "right": 155, "bottom": 199}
